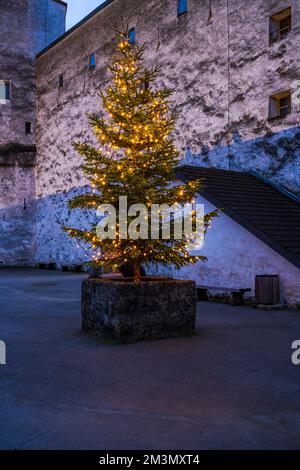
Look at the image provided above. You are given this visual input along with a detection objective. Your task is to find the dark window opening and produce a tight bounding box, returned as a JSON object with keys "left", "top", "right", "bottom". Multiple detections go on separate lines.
{"left": 25, "top": 122, "right": 32, "bottom": 134}
{"left": 128, "top": 28, "right": 136, "bottom": 45}
{"left": 59, "top": 73, "right": 64, "bottom": 88}
{"left": 270, "top": 7, "right": 291, "bottom": 43}
{"left": 269, "top": 90, "right": 291, "bottom": 119}
{"left": 178, "top": 0, "right": 188, "bottom": 16}
{"left": 0, "top": 80, "right": 10, "bottom": 100}
{"left": 89, "top": 52, "right": 96, "bottom": 69}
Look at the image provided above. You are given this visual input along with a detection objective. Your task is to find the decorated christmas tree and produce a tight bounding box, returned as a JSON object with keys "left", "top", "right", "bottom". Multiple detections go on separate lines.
{"left": 65, "top": 30, "right": 217, "bottom": 281}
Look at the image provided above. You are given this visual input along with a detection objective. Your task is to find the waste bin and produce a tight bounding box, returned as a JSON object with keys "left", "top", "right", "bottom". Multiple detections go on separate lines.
{"left": 255, "top": 275, "right": 280, "bottom": 305}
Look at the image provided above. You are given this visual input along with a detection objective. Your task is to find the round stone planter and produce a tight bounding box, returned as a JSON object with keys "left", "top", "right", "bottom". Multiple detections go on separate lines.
{"left": 81, "top": 277, "right": 197, "bottom": 343}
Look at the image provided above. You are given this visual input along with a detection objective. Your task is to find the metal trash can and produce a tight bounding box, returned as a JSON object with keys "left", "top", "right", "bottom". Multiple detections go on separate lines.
{"left": 255, "top": 275, "right": 280, "bottom": 305}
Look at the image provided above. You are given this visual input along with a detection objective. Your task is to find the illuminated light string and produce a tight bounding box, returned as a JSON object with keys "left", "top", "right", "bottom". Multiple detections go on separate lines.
{"left": 64, "top": 33, "right": 218, "bottom": 272}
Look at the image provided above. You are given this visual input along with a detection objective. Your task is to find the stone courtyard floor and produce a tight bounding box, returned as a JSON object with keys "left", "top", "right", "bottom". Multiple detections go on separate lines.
{"left": 0, "top": 268, "right": 300, "bottom": 450}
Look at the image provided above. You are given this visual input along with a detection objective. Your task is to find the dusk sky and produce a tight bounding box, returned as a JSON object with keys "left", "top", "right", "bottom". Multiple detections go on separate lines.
{"left": 66, "top": 0, "right": 105, "bottom": 30}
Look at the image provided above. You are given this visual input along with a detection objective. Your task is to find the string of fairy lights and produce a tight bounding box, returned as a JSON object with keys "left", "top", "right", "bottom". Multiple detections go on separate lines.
{"left": 64, "top": 32, "right": 218, "bottom": 278}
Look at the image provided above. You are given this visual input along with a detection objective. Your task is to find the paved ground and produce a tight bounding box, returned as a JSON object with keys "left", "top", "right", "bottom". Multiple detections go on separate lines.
{"left": 0, "top": 268, "right": 300, "bottom": 450}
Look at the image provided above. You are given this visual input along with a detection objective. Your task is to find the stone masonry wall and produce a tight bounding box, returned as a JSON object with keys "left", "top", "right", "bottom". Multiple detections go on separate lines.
{"left": 35, "top": 0, "right": 300, "bottom": 266}
{"left": 0, "top": 0, "right": 66, "bottom": 265}
{"left": 0, "top": 149, "right": 36, "bottom": 266}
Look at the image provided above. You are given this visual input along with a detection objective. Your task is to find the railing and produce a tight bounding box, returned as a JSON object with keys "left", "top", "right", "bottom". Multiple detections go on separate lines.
{"left": 270, "top": 25, "right": 291, "bottom": 43}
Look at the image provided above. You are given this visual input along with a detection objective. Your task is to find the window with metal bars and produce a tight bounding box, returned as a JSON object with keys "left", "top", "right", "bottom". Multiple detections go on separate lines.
{"left": 59, "top": 73, "right": 64, "bottom": 88}
{"left": 0, "top": 80, "right": 10, "bottom": 101}
{"left": 128, "top": 28, "right": 136, "bottom": 45}
{"left": 25, "top": 122, "right": 32, "bottom": 134}
{"left": 269, "top": 90, "right": 291, "bottom": 119}
{"left": 89, "top": 52, "right": 96, "bottom": 69}
{"left": 270, "top": 7, "right": 291, "bottom": 43}
{"left": 178, "top": 0, "right": 188, "bottom": 16}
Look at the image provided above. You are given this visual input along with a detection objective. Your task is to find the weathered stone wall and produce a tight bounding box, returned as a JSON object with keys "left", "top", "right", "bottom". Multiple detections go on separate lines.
{"left": 82, "top": 278, "right": 197, "bottom": 342}
{"left": 0, "top": 0, "right": 67, "bottom": 147}
{"left": 0, "top": 0, "right": 35, "bottom": 148}
{"left": 35, "top": 0, "right": 300, "bottom": 266}
{"left": 0, "top": 148, "right": 36, "bottom": 266}
{"left": 0, "top": 0, "right": 66, "bottom": 265}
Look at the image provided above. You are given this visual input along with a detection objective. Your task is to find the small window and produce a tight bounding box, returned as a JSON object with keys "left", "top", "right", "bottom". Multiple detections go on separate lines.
{"left": 269, "top": 90, "right": 291, "bottom": 119}
{"left": 89, "top": 52, "right": 96, "bottom": 69}
{"left": 128, "top": 28, "right": 136, "bottom": 45}
{"left": 270, "top": 7, "right": 291, "bottom": 43}
{"left": 59, "top": 73, "right": 64, "bottom": 88}
{"left": 0, "top": 80, "right": 10, "bottom": 101}
{"left": 25, "top": 122, "right": 32, "bottom": 134}
{"left": 178, "top": 0, "right": 188, "bottom": 16}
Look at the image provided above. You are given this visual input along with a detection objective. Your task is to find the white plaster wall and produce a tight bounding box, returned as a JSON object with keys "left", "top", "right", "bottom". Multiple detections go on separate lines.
{"left": 161, "top": 197, "right": 300, "bottom": 307}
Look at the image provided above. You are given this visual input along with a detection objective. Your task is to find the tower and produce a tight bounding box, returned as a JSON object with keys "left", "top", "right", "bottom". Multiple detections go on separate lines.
{"left": 0, "top": 0, "right": 67, "bottom": 266}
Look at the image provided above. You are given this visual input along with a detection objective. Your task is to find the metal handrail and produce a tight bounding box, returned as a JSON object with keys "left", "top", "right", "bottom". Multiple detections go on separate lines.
{"left": 270, "top": 25, "right": 291, "bottom": 42}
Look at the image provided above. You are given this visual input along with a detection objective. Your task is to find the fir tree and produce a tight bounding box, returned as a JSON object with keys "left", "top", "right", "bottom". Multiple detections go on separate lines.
{"left": 65, "top": 30, "right": 217, "bottom": 281}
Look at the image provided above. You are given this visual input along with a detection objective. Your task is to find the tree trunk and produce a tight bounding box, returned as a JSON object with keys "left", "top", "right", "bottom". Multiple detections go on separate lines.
{"left": 134, "top": 262, "right": 142, "bottom": 282}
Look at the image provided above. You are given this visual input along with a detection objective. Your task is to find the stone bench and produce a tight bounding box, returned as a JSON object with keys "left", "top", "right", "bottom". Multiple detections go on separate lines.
{"left": 196, "top": 285, "right": 251, "bottom": 306}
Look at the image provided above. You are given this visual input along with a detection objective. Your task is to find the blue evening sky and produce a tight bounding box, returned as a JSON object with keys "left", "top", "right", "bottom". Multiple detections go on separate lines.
{"left": 66, "top": 0, "right": 106, "bottom": 30}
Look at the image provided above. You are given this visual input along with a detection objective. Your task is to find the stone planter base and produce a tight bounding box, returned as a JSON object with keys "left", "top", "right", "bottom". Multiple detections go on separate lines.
{"left": 81, "top": 277, "right": 197, "bottom": 343}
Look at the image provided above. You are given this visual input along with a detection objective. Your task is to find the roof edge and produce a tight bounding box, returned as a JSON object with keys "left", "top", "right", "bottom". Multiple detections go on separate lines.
{"left": 248, "top": 170, "right": 300, "bottom": 205}
{"left": 53, "top": 0, "right": 68, "bottom": 7}
{"left": 176, "top": 164, "right": 249, "bottom": 176}
{"left": 201, "top": 190, "right": 300, "bottom": 271}
{"left": 37, "top": 0, "right": 115, "bottom": 58}
{"left": 176, "top": 165, "right": 300, "bottom": 271}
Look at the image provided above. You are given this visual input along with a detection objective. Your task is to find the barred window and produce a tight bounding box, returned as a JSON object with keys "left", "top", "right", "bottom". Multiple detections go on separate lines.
{"left": 25, "top": 122, "right": 32, "bottom": 134}
{"left": 269, "top": 90, "right": 291, "bottom": 119}
{"left": 128, "top": 28, "right": 136, "bottom": 45}
{"left": 0, "top": 80, "right": 10, "bottom": 101}
{"left": 178, "top": 0, "right": 188, "bottom": 16}
{"left": 270, "top": 7, "right": 291, "bottom": 43}
{"left": 89, "top": 53, "right": 96, "bottom": 69}
{"left": 59, "top": 73, "right": 64, "bottom": 88}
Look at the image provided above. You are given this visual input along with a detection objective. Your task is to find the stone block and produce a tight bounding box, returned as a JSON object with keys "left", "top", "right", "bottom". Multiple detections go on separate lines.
{"left": 81, "top": 277, "right": 197, "bottom": 342}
